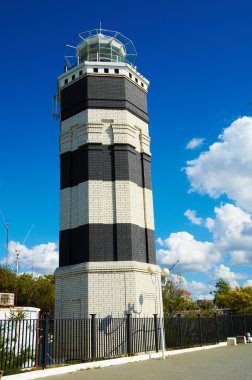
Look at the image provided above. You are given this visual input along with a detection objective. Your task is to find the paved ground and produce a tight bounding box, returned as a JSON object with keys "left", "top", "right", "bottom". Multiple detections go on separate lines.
{"left": 43, "top": 345, "right": 252, "bottom": 380}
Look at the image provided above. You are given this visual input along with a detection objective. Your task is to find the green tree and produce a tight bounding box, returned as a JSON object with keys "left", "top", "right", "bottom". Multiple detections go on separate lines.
{"left": 0, "top": 266, "right": 17, "bottom": 293}
{"left": 193, "top": 300, "right": 218, "bottom": 317}
{"left": 214, "top": 279, "right": 232, "bottom": 309}
{"left": 162, "top": 277, "right": 196, "bottom": 317}
{"left": 31, "top": 274, "right": 55, "bottom": 316}
{"left": 214, "top": 278, "right": 252, "bottom": 314}
{"left": 0, "top": 267, "right": 55, "bottom": 316}
{"left": 216, "top": 286, "right": 252, "bottom": 314}
{"left": 214, "top": 279, "right": 231, "bottom": 296}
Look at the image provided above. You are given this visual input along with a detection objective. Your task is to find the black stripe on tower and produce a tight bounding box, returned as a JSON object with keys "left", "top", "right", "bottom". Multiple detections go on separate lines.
{"left": 60, "top": 144, "right": 152, "bottom": 190}
{"left": 59, "top": 224, "right": 156, "bottom": 267}
{"left": 60, "top": 75, "right": 149, "bottom": 123}
{"left": 59, "top": 143, "right": 156, "bottom": 266}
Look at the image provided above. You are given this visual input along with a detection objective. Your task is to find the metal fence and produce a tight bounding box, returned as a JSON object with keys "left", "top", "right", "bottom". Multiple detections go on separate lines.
{"left": 1, "top": 313, "right": 252, "bottom": 374}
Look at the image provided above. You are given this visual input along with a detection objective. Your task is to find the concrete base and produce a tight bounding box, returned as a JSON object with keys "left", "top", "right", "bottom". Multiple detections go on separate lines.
{"left": 236, "top": 336, "right": 246, "bottom": 344}
{"left": 55, "top": 261, "right": 160, "bottom": 318}
{"left": 227, "top": 337, "right": 237, "bottom": 346}
{"left": 3, "top": 343, "right": 227, "bottom": 380}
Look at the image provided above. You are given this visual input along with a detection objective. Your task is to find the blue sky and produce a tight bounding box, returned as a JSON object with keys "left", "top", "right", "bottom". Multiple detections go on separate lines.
{"left": 1, "top": 0, "right": 252, "bottom": 298}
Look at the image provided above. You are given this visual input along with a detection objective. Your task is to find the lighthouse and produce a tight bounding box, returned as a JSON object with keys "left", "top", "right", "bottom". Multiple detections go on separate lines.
{"left": 54, "top": 28, "right": 159, "bottom": 318}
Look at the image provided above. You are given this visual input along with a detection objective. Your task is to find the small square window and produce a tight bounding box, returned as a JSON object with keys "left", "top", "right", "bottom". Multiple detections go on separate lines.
{"left": 72, "top": 74, "right": 75, "bottom": 80}
{"left": 129, "top": 73, "right": 132, "bottom": 78}
{"left": 135, "top": 78, "right": 138, "bottom": 83}
{"left": 114, "top": 69, "right": 119, "bottom": 74}
{"left": 104, "top": 68, "right": 109, "bottom": 73}
{"left": 93, "top": 68, "right": 98, "bottom": 73}
{"left": 64, "top": 78, "right": 68, "bottom": 85}
{"left": 79, "top": 70, "right": 83, "bottom": 76}
{"left": 141, "top": 82, "right": 144, "bottom": 88}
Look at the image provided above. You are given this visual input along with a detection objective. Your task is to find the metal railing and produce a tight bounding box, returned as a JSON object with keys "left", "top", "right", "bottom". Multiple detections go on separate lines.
{"left": 1, "top": 313, "right": 252, "bottom": 374}
{"left": 164, "top": 313, "right": 252, "bottom": 348}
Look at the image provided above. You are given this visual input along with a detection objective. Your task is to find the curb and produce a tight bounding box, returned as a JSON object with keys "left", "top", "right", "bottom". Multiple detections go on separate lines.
{"left": 3, "top": 342, "right": 227, "bottom": 379}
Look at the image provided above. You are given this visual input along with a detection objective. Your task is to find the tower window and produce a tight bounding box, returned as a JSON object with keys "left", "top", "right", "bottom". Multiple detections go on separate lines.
{"left": 72, "top": 74, "right": 75, "bottom": 80}
{"left": 79, "top": 70, "right": 83, "bottom": 76}
{"left": 135, "top": 78, "right": 138, "bottom": 83}
{"left": 129, "top": 73, "right": 132, "bottom": 78}
{"left": 114, "top": 69, "right": 119, "bottom": 74}
{"left": 64, "top": 78, "right": 68, "bottom": 85}
{"left": 93, "top": 68, "right": 98, "bottom": 73}
{"left": 104, "top": 68, "right": 109, "bottom": 73}
{"left": 141, "top": 82, "right": 144, "bottom": 88}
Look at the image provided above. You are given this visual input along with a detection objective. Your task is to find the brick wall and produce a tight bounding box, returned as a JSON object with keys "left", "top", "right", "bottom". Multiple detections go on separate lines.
{"left": 55, "top": 261, "right": 160, "bottom": 318}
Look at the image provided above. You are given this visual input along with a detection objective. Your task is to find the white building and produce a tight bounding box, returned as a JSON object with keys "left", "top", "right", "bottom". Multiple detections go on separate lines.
{"left": 0, "top": 294, "right": 40, "bottom": 370}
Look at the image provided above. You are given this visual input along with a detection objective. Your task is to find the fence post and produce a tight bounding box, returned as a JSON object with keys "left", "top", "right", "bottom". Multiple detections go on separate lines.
{"left": 243, "top": 313, "right": 247, "bottom": 336}
{"left": 214, "top": 313, "right": 219, "bottom": 344}
{"left": 90, "top": 314, "right": 96, "bottom": 361}
{"left": 198, "top": 314, "right": 203, "bottom": 347}
{"left": 42, "top": 314, "right": 49, "bottom": 369}
{"left": 153, "top": 314, "right": 159, "bottom": 352}
{"left": 126, "top": 313, "right": 132, "bottom": 356}
{"left": 230, "top": 313, "right": 234, "bottom": 336}
{"left": 143, "top": 322, "right": 147, "bottom": 352}
{"left": 177, "top": 314, "right": 183, "bottom": 348}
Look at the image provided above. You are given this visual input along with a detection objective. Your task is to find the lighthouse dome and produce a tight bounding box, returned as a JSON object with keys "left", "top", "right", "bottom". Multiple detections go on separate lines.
{"left": 76, "top": 33, "right": 126, "bottom": 63}
{"left": 64, "top": 28, "right": 137, "bottom": 69}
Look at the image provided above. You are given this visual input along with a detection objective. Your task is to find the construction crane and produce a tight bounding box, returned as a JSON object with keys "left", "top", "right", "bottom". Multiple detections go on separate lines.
{"left": 1, "top": 211, "right": 9, "bottom": 268}
{"left": 169, "top": 259, "right": 179, "bottom": 272}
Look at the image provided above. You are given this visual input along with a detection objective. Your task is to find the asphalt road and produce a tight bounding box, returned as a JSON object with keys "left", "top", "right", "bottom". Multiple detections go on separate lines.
{"left": 43, "top": 344, "right": 252, "bottom": 380}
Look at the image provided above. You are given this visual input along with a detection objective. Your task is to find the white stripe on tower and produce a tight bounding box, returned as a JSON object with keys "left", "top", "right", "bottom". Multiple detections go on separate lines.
{"left": 60, "top": 181, "right": 154, "bottom": 231}
{"left": 60, "top": 109, "right": 150, "bottom": 155}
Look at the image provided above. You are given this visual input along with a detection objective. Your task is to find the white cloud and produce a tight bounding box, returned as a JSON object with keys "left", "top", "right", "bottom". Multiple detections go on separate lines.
{"left": 6, "top": 241, "right": 59, "bottom": 274}
{"left": 168, "top": 274, "right": 214, "bottom": 300}
{"left": 157, "top": 231, "right": 220, "bottom": 272}
{"left": 184, "top": 209, "right": 202, "bottom": 225}
{"left": 213, "top": 264, "right": 246, "bottom": 282}
{"left": 156, "top": 237, "right": 165, "bottom": 246}
{"left": 184, "top": 280, "right": 215, "bottom": 300}
{"left": 244, "top": 280, "right": 252, "bottom": 287}
{"left": 206, "top": 203, "right": 252, "bottom": 266}
{"left": 185, "top": 116, "right": 252, "bottom": 211}
{"left": 230, "top": 251, "right": 251, "bottom": 266}
{"left": 158, "top": 116, "right": 252, "bottom": 295}
{"left": 157, "top": 203, "right": 252, "bottom": 295}
{"left": 186, "top": 137, "right": 205, "bottom": 150}
{"left": 230, "top": 281, "right": 240, "bottom": 289}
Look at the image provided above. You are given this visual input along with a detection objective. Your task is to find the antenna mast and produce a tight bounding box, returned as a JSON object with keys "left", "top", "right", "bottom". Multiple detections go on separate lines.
{"left": 13, "top": 224, "right": 35, "bottom": 275}
{"left": 14, "top": 249, "right": 20, "bottom": 275}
